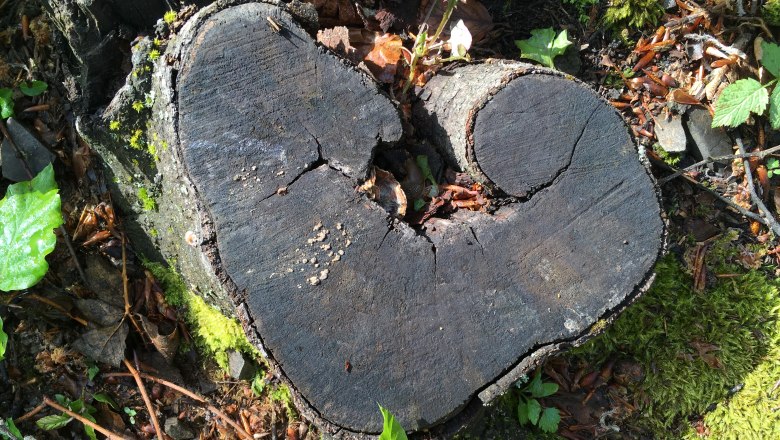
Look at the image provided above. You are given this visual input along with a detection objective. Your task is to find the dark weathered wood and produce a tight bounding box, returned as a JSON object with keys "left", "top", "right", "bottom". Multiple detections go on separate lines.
{"left": 56, "top": 0, "right": 664, "bottom": 436}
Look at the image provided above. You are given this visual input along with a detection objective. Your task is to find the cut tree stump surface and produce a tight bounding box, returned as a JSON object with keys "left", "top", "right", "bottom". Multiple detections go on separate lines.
{"left": 83, "top": 0, "right": 665, "bottom": 435}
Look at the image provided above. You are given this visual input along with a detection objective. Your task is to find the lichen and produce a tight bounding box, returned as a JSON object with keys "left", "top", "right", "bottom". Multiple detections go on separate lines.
{"left": 143, "top": 261, "right": 262, "bottom": 371}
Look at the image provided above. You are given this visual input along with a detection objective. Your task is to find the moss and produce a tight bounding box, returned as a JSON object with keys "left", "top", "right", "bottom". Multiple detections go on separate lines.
{"left": 571, "top": 236, "right": 780, "bottom": 437}
{"left": 270, "top": 384, "right": 297, "bottom": 418}
{"left": 131, "top": 101, "right": 144, "bottom": 112}
{"left": 765, "top": 0, "right": 780, "bottom": 27}
{"left": 129, "top": 129, "right": 144, "bottom": 150}
{"left": 149, "top": 228, "right": 158, "bottom": 238}
{"left": 653, "top": 143, "right": 682, "bottom": 166}
{"left": 603, "top": 0, "right": 664, "bottom": 31}
{"left": 144, "top": 261, "right": 261, "bottom": 371}
{"left": 137, "top": 187, "right": 157, "bottom": 211}
{"left": 148, "top": 49, "right": 161, "bottom": 62}
{"left": 109, "top": 120, "right": 121, "bottom": 131}
{"left": 164, "top": 10, "right": 177, "bottom": 25}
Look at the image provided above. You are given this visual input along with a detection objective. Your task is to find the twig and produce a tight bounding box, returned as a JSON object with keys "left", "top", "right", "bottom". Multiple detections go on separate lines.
{"left": 14, "top": 401, "right": 46, "bottom": 423}
{"left": 26, "top": 294, "right": 88, "bottom": 326}
{"left": 648, "top": 154, "right": 766, "bottom": 224}
{"left": 123, "top": 358, "right": 164, "bottom": 440}
{"left": 105, "top": 372, "right": 253, "bottom": 439}
{"left": 0, "top": 119, "right": 87, "bottom": 285}
{"left": 658, "top": 144, "right": 780, "bottom": 185}
{"left": 42, "top": 396, "right": 132, "bottom": 440}
{"left": 736, "top": 136, "right": 780, "bottom": 237}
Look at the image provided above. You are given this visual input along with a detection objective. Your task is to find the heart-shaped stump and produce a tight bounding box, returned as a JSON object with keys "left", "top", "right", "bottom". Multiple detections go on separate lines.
{"left": 89, "top": 0, "right": 664, "bottom": 436}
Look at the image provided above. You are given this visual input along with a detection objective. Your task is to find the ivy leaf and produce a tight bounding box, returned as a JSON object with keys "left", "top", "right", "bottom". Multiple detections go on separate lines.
{"left": 7, "top": 161, "right": 57, "bottom": 196}
{"left": 0, "top": 164, "right": 63, "bottom": 292}
{"left": 538, "top": 407, "right": 561, "bottom": 433}
{"left": 19, "top": 80, "right": 47, "bottom": 97}
{"left": 36, "top": 414, "right": 72, "bottom": 431}
{"left": 515, "top": 28, "right": 572, "bottom": 69}
{"left": 0, "top": 88, "right": 13, "bottom": 119}
{"left": 378, "top": 405, "right": 408, "bottom": 440}
{"left": 769, "top": 84, "right": 780, "bottom": 130}
{"left": 712, "top": 79, "right": 769, "bottom": 128}
{"left": 3, "top": 418, "right": 22, "bottom": 440}
{"left": 761, "top": 41, "right": 780, "bottom": 78}
{"left": 0, "top": 317, "right": 7, "bottom": 362}
{"left": 526, "top": 398, "right": 542, "bottom": 425}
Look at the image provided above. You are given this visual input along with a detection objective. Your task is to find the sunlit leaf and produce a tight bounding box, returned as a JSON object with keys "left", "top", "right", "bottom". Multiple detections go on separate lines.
{"left": 378, "top": 405, "right": 408, "bottom": 440}
{"left": 712, "top": 79, "right": 768, "bottom": 128}
{"left": 515, "top": 28, "right": 572, "bottom": 69}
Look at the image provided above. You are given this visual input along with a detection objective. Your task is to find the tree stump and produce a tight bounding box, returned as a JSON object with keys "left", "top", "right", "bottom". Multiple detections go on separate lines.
{"left": 54, "top": 0, "right": 664, "bottom": 436}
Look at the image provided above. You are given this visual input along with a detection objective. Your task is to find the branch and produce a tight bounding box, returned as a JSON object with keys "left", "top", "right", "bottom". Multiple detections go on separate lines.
{"left": 42, "top": 396, "right": 132, "bottom": 440}
{"left": 736, "top": 136, "right": 780, "bottom": 237}
{"left": 123, "top": 358, "right": 164, "bottom": 440}
{"left": 658, "top": 144, "right": 780, "bottom": 185}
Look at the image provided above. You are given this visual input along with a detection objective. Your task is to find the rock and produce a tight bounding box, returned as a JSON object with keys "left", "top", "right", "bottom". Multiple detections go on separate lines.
{"left": 654, "top": 113, "right": 687, "bottom": 153}
{"left": 164, "top": 417, "right": 194, "bottom": 440}
{"left": 1, "top": 118, "right": 55, "bottom": 181}
{"left": 686, "top": 108, "right": 733, "bottom": 168}
{"left": 227, "top": 350, "right": 257, "bottom": 380}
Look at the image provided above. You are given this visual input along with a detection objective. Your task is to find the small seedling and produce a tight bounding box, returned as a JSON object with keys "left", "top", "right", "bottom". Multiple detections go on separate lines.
{"left": 767, "top": 157, "right": 780, "bottom": 178}
{"left": 19, "top": 80, "right": 47, "bottom": 97}
{"left": 515, "top": 370, "right": 561, "bottom": 433}
{"left": 378, "top": 405, "right": 408, "bottom": 440}
{"left": 37, "top": 395, "right": 98, "bottom": 440}
{"left": 713, "top": 41, "right": 780, "bottom": 129}
{"left": 515, "top": 28, "right": 572, "bottom": 69}
{"left": 123, "top": 407, "right": 137, "bottom": 425}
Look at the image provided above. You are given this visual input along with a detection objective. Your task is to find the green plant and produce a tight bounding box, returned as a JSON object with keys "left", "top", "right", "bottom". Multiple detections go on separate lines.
{"left": 123, "top": 407, "right": 137, "bottom": 425}
{"left": 0, "top": 88, "right": 13, "bottom": 118}
{"left": 137, "top": 187, "right": 157, "bottom": 211}
{"left": 0, "top": 418, "right": 22, "bottom": 440}
{"left": 765, "top": 0, "right": 780, "bottom": 27}
{"left": 37, "top": 395, "right": 98, "bottom": 440}
{"left": 603, "top": 0, "right": 664, "bottom": 30}
{"left": 378, "top": 405, "right": 408, "bottom": 440}
{"left": 402, "top": 0, "right": 470, "bottom": 94}
{"left": 0, "top": 80, "right": 47, "bottom": 119}
{"left": 0, "top": 164, "right": 63, "bottom": 292}
{"left": 562, "top": 0, "right": 599, "bottom": 23}
{"left": 767, "top": 157, "right": 780, "bottom": 177}
{"left": 251, "top": 373, "right": 266, "bottom": 396}
{"left": 515, "top": 28, "right": 572, "bottom": 69}
{"left": 0, "top": 317, "right": 6, "bottom": 362}
{"left": 515, "top": 370, "right": 561, "bottom": 433}
{"left": 713, "top": 41, "right": 780, "bottom": 129}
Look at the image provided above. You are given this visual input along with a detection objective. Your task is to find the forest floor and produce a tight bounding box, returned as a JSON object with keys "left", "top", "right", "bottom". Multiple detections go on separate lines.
{"left": 2, "top": 0, "right": 780, "bottom": 439}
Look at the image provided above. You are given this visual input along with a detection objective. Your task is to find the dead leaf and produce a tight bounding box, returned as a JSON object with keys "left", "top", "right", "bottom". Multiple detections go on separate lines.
{"left": 72, "top": 321, "right": 128, "bottom": 367}
{"left": 690, "top": 340, "right": 722, "bottom": 369}
{"left": 350, "top": 30, "right": 403, "bottom": 83}
{"left": 317, "top": 26, "right": 353, "bottom": 58}
{"left": 421, "top": 0, "right": 493, "bottom": 42}
{"left": 138, "top": 314, "right": 180, "bottom": 363}
{"left": 359, "top": 167, "right": 407, "bottom": 218}
{"left": 668, "top": 88, "right": 701, "bottom": 105}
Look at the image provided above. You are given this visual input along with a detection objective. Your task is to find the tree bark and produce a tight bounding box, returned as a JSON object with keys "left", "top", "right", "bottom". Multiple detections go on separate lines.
{"left": 48, "top": 0, "right": 665, "bottom": 437}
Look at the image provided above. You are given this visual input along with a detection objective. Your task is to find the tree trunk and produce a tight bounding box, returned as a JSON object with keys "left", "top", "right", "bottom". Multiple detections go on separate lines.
{"left": 47, "top": 0, "right": 665, "bottom": 437}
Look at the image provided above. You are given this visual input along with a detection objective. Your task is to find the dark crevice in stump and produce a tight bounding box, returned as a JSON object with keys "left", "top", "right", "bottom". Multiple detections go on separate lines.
{"left": 52, "top": 0, "right": 665, "bottom": 436}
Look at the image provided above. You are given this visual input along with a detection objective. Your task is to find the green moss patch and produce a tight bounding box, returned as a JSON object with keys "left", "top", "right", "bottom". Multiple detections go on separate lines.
{"left": 572, "top": 237, "right": 780, "bottom": 437}
{"left": 144, "top": 261, "right": 261, "bottom": 371}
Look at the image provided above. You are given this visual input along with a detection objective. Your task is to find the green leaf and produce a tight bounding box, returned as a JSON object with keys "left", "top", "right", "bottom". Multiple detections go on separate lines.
{"left": 3, "top": 418, "right": 22, "bottom": 440}
{"left": 767, "top": 157, "right": 780, "bottom": 170}
{"left": 0, "top": 88, "right": 13, "bottom": 119}
{"left": 527, "top": 370, "right": 545, "bottom": 397}
{"left": 123, "top": 407, "right": 137, "bottom": 425}
{"left": 515, "top": 28, "right": 572, "bottom": 69}
{"left": 770, "top": 84, "right": 780, "bottom": 130}
{"left": 378, "top": 405, "right": 408, "bottom": 440}
{"left": 92, "top": 393, "right": 117, "bottom": 409}
{"left": 251, "top": 374, "right": 266, "bottom": 396}
{"left": 0, "top": 317, "right": 7, "bottom": 362}
{"left": 517, "top": 401, "right": 530, "bottom": 425}
{"left": 0, "top": 165, "right": 62, "bottom": 292}
{"left": 526, "top": 399, "right": 542, "bottom": 425}
{"left": 538, "top": 407, "right": 561, "bottom": 433}
{"left": 7, "top": 163, "right": 58, "bottom": 196}
{"left": 533, "top": 382, "right": 559, "bottom": 398}
{"left": 761, "top": 41, "right": 780, "bottom": 78}
{"left": 415, "top": 155, "right": 438, "bottom": 197}
{"left": 413, "top": 199, "right": 426, "bottom": 211}
{"left": 36, "top": 414, "right": 72, "bottom": 431}
{"left": 19, "top": 80, "right": 47, "bottom": 97}
{"left": 81, "top": 412, "right": 97, "bottom": 440}
{"left": 87, "top": 364, "right": 99, "bottom": 381}
{"left": 712, "top": 79, "right": 769, "bottom": 128}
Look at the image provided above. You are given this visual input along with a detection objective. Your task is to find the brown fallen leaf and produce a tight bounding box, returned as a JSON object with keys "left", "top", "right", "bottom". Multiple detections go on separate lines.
{"left": 359, "top": 167, "right": 407, "bottom": 218}
{"left": 350, "top": 30, "right": 403, "bottom": 83}
{"left": 668, "top": 88, "right": 701, "bottom": 105}
{"left": 316, "top": 26, "right": 353, "bottom": 58}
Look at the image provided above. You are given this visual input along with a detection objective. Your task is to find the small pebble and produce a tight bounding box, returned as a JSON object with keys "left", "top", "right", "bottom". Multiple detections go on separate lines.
{"left": 309, "top": 257, "right": 317, "bottom": 264}
{"left": 251, "top": 165, "right": 257, "bottom": 171}
{"left": 233, "top": 174, "right": 241, "bottom": 181}
{"left": 318, "top": 269, "right": 329, "bottom": 280}
{"left": 332, "top": 255, "right": 341, "bottom": 262}
{"left": 337, "top": 249, "right": 344, "bottom": 256}
{"left": 321, "top": 244, "right": 331, "bottom": 251}
{"left": 313, "top": 222, "right": 322, "bottom": 231}
{"left": 336, "top": 223, "right": 343, "bottom": 230}
{"left": 308, "top": 276, "right": 320, "bottom": 286}
{"left": 345, "top": 239, "right": 351, "bottom": 247}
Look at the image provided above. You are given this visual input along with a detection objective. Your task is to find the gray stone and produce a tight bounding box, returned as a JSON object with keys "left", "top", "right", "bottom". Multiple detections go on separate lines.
{"left": 1, "top": 118, "right": 55, "bottom": 181}
{"left": 227, "top": 350, "right": 257, "bottom": 380}
{"left": 164, "top": 417, "right": 194, "bottom": 440}
{"left": 654, "top": 113, "right": 687, "bottom": 153}
{"left": 686, "top": 107, "right": 733, "bottom": 168}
